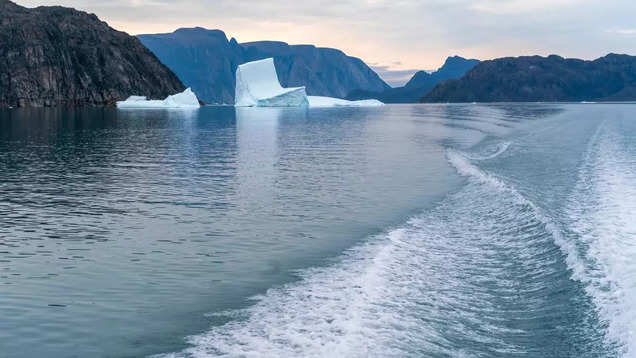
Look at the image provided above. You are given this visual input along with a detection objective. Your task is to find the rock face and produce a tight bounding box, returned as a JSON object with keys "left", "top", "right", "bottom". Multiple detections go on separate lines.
{"left": 138, "top": 27, "right": 389, "bottom": 104}
{"left": 0, "top": 0, "right": 185, "bottom": 108}
{"left": 422, "top": 54, "right": 636, "bottom": 103}
{"left": 138, "top": 28, "right": 243, "bottom": 106}
{"left": 346, "top": 56, "right": 479, "bottom": 103}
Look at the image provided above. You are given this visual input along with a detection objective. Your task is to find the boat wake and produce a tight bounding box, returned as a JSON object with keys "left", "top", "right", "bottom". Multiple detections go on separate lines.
{"left": 157, "top": 141, "right": 615, "bottom": 358}
{"left": 563, "top": 123, "right": 636, "bottom": 357}
{"left": 460, "top": 141, "right": 512, "bottom": 161}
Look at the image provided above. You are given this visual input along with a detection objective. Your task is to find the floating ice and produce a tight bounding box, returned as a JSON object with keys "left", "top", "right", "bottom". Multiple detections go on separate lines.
{"left": 116, "top": 88, "right": 200, "bottom": 108}
{"left": 235, "top": 58, "right": 308, "bottom": 107}
{"left": 234, "top": 58, "right": 384, "bottom": 108}
{"left": 307, "top": 96, "right": 384, "bottom": 108}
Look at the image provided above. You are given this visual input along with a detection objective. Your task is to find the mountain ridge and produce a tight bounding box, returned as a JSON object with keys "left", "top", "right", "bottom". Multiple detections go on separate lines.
{"left": 0, "top": 0, "right": 185, "bottom": 108}
{"left": 421, "top": 53, "right": 636, "bottom": 102}
{"left": 138, "top": 27, "right": 389, "bottom": 104}
{"left": 346, "top": 56, "right": 479, "bottom": 103}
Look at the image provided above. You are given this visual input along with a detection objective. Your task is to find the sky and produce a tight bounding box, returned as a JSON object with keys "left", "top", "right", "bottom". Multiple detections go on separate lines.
{"left": 16, "top": 0, "right": 636, "bottom": 86}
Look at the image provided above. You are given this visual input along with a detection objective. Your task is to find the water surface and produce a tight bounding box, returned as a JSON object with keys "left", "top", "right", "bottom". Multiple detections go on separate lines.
{"left": 0, "top": 104, "right": 634, "bottom": 357}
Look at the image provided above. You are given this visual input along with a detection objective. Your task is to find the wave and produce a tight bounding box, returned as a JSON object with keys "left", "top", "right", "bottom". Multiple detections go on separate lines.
{"left": 459, "top": 141, "right": 512, "bottom": 161}
{"left": 564, "top": 124, "right": 636, "bottom": 357}
{"left": 157, "top": 143, "right": 611, "bottom": 358}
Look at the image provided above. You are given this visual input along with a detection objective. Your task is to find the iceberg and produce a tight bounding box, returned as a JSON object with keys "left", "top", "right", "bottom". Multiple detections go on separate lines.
{"left": 234, "top": 58, "right": 384, "bottom": 108}
{"left": 235, "top": 58, "right": 308, "bottom": 107}
{"left": 116, "top": 88, "right": 200, "bottom": 108}
{"left": 307, "top": 96, "right": 384, "bottom": 108}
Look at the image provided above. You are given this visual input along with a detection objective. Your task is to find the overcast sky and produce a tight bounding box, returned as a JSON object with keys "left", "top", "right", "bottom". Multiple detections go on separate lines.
{"left": 16, "top": 0, "right": 636, "bottom": 86}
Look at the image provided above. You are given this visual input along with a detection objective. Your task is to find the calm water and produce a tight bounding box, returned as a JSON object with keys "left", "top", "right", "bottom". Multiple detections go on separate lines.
{"left": 0, "top": 104, "right": 634, "bottom": 357}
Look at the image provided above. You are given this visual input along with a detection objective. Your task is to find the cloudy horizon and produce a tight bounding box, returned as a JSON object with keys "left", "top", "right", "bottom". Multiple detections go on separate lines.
{"left": 15, "top": 0, "right": 636, "bottom": 86}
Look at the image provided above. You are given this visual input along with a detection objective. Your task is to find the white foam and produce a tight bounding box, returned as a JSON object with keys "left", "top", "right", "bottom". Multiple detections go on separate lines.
{"left": 446, "top": 148, "right": 588, "bottom": 281}
{"left": 461, "top": 141, "right": 512, "bottom": 161}
{"left": 565, "top": 124, "right": 636, "bottom": 356}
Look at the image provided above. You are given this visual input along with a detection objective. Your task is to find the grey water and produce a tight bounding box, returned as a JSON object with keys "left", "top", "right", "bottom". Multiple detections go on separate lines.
{"left": 0, "top": 104, "right": 634, "bottom": 357}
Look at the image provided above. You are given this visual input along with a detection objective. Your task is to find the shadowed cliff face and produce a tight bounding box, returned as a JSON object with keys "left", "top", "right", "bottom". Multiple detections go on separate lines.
{"left": 0, "top": 0, "right": 185, "bottom": 108}
{"left": 138, "top": 28, "right": 389, "bottom": 104}
{"left": 421, "top": 54, "right": 636, "bottom": 103}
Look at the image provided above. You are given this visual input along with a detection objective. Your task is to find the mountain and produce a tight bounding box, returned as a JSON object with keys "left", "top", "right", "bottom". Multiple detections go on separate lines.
{"left": 421, "top": 54, "right": 636, "bottom": 103}
{"left": 138, "top": 27, "right": 389, "bottom": 104}
{"left": 346, "top": 56, "right": 479, "bottom": 103}
{"left": 0, "top": 0, "right": 185, "bottom": 108}
{"left": 136, "top": 28, "right": 243, "bottom": 106}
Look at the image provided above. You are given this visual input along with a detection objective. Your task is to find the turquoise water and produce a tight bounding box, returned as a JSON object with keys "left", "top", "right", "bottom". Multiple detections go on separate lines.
{"left": 0, "top": 104, "right": 634, "bottom": 357}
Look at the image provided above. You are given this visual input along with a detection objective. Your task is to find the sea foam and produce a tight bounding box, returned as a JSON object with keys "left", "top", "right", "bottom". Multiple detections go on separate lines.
{"left": 565, "top": 123, "right": 636, "bottom": 357}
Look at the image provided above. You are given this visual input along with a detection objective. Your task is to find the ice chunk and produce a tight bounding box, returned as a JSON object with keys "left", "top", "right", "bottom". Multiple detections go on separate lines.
{"left": 235, "top": 58, "right": 308, "bottom": 107}
{"left": 125, "top": 96, "right": 148, "bottom": 102}
{"left": 307, "top": 96, "right": 384, "bottom": 108}
{"left": 233, "top": 58, "right": 384, "bottom": 108}
{"left": 116, "top": 88, "right": 200, "bottom": 108}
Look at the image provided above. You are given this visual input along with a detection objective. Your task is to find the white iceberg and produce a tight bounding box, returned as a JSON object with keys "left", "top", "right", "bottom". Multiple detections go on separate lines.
{"left": 307, "top": 96, "right": 384, "bottom": 108}
{"left": 234, "top": 58, "right": 384, "bottom": 108}
{"left": 235, "top": 58, "right": 308, "bottom": 107}
{"left": 116, "top": 88, "right": 200, "bottom": 108}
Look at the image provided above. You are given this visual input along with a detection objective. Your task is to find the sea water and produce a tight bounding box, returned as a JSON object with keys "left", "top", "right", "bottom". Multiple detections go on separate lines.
{"left": 0, "top": 104, "right": 633, "bottom": 357}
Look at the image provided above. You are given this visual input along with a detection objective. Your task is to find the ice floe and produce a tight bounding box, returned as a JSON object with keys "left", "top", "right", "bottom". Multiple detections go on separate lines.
{"left": 116, "top": 88, "right": 200, "bottom": 109}
{"left": 307, "top": 96, "right": 384, "bottom": 108}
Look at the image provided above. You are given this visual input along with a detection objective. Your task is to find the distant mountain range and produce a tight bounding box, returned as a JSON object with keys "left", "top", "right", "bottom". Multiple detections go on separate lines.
{"left": 0, "top": 0, "right": 184, "bottom": 108}
{"left": 346, "top": 56, "right": 479, "bottom": 103}
{"left": 422, "top": 54, "right": 636, "bottom": 103}
{"left": 6, "top": 0, "right": 636, "bottom": 108}
{"left": 138, "top": 28, "right": 389, "bottom": 104}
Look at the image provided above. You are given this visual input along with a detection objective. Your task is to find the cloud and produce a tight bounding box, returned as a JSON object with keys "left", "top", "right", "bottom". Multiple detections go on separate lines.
{"left": 14, "top": 0, "right": 636, "bottom": 72}
{"left": 370, "top": 66, "right": 421, "bottom": 87}
{"left": 469, "top": 0, "right": 579, "bottom": 14}
{"left": 606, "top": 28, "right": 636, "bottom": 36}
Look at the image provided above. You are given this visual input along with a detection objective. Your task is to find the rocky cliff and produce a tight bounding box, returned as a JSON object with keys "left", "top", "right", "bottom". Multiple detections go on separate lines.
{"left": 0, "top": 0, "right": 185, "bottom": 108}
{"left": 138, "top": 27, "right": 389, "bottom": 104}
{"left": 421, "top": 54, "right": 636, "bottom": 102}
{"left": 346, "top": 56, "right": 479, "bottom": 103}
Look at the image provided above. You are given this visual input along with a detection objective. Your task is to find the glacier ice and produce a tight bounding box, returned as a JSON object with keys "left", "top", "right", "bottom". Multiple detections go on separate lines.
{"left": 234, "top": 58, "right": 384, "bottom": 108}
{"left": 307, "top": 96, "right": 384, "bottom": 108}
{"left": 235, "top": 58, "right": 308, "bottom": 107}
{"left": 116, "top": 88, "right": 200, "bottom": 108}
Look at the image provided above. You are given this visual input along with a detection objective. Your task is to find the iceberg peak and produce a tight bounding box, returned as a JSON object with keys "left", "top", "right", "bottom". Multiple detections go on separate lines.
{"left": 234, "top": 58, "right": 384, "bottom": 108}
{"left": 235, "top": 58, "right": 308, "bottom": 107}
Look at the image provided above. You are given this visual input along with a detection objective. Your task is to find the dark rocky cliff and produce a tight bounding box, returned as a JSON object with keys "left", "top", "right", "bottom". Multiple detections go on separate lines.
{"left": 138, "top": 27, "right": 389, "bottom": 104}
{"left": 0, "top": 0, "right": 185, "bottom": 108}
{"left": 346, "top": 56, "right": 479, "bottom": 103}
{"left": 421, "top": 54, "right": 636, "bottom": 103}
